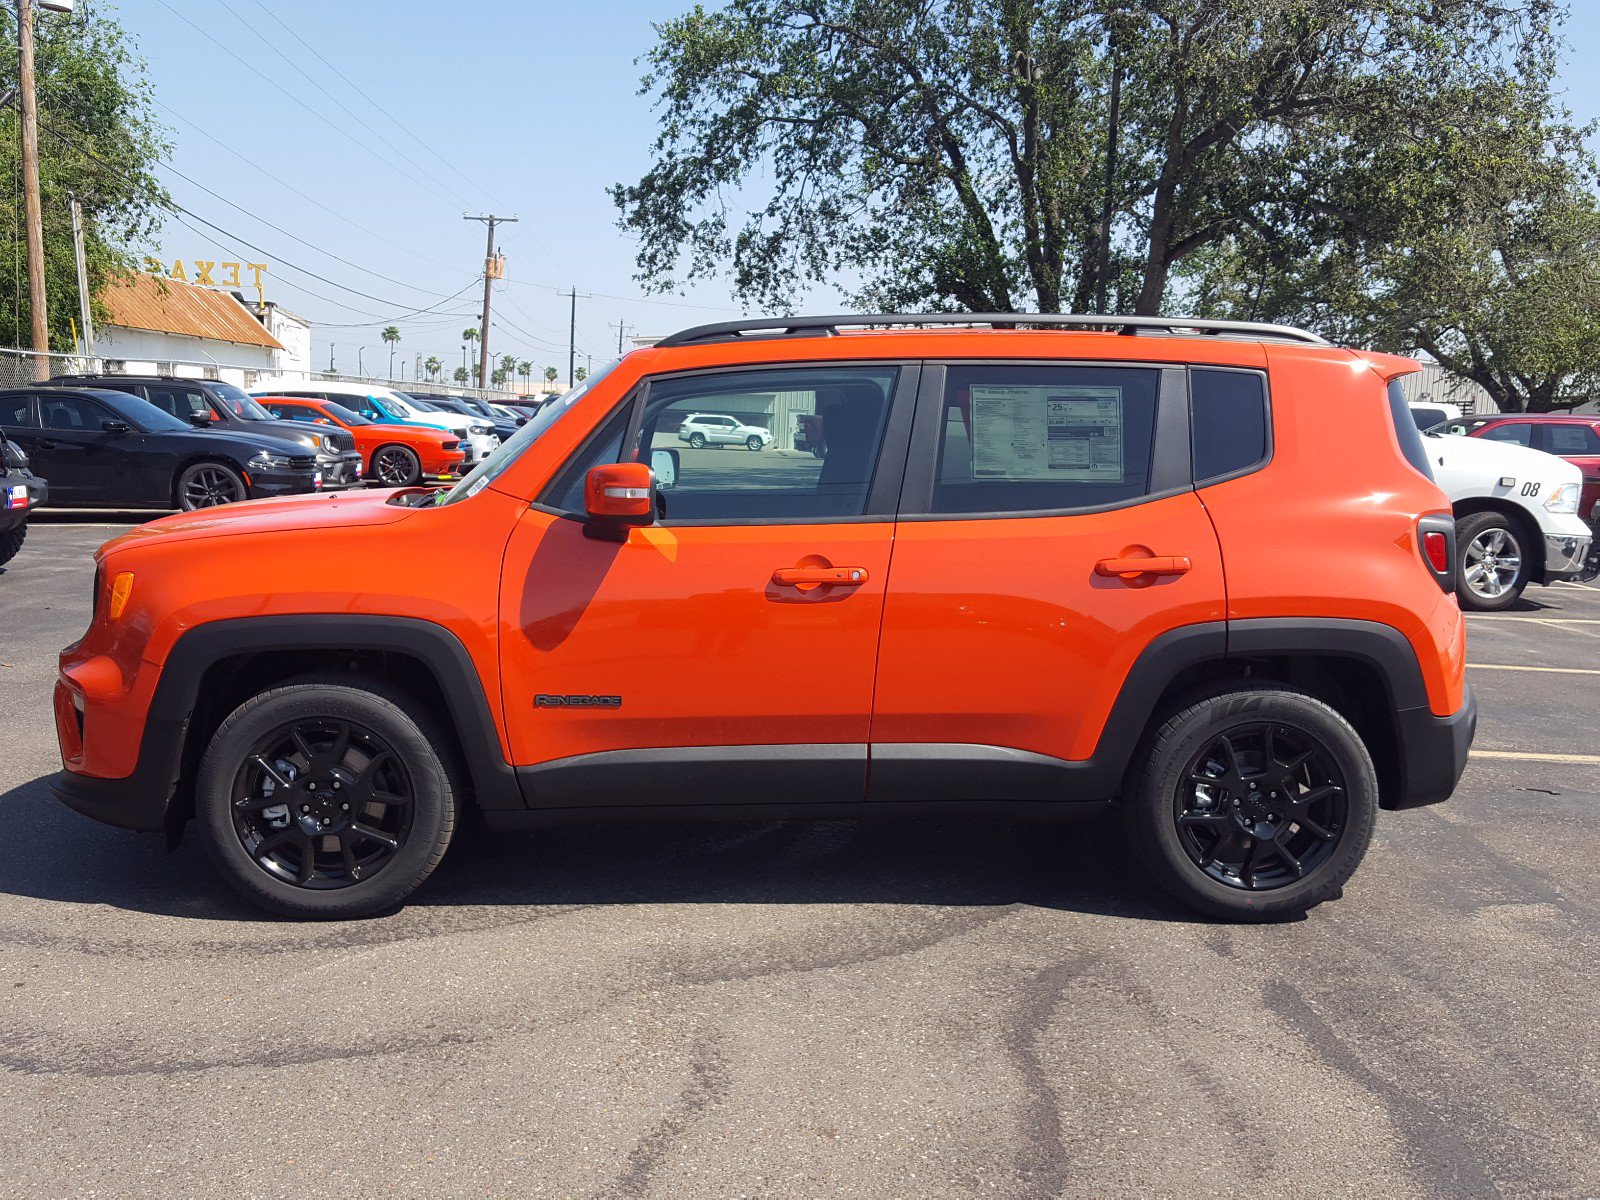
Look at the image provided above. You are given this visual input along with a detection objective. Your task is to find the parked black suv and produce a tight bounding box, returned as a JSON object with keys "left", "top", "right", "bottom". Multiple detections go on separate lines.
{"left": 0, "top": 434, "right": 46, "bottom": 567}
{"left": 0, "top": 387, "right": 320, "bottom": 510}
{"left": 51, "top": 375, "right": 365, "bottom": 490}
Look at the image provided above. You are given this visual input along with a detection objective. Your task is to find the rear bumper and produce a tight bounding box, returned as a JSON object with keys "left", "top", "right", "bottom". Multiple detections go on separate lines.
{"left": 1388, "top": 684, "right": 1477, "bottom": 810}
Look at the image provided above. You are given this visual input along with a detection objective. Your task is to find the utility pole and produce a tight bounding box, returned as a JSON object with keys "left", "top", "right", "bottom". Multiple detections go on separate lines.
{"left": 613, "top": 320, "right": 631, "bottom": 355}
{"left": 19, "top": 0, "right": 49, "bottom": 378}
{"left": 328, "top": 343, "right": 335, "bottom": 373}
{"left": 464, "top": 213, "right": 516, "bottom": 391}
{"left": 567, "top": 287, "right": 577, "bottom": 387}
{"left": 68, "top": 192, "right": 94, "bottom": 356}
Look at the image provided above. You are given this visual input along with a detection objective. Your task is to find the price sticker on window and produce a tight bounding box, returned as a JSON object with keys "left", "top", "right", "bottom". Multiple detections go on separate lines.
{"left": 969, "top": 386, "right": 1125, "bottom": 481}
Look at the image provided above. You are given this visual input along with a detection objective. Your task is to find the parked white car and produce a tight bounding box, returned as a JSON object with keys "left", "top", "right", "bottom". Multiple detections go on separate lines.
{"left": 1407, "top": 400, "right": 1462, "bottom": 431}
{"left": 676, "top": 413, "right": 774, "bottom": 450}
{"left": 1422, "top": 426, "right": 1592, "bottom": 610}
{"left": 250, "top": 381, "right": 500, "bottom": 463}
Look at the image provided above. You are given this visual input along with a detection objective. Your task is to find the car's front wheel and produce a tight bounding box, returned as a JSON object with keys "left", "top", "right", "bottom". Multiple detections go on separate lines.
{"left": 371, "top": 444, "right": 422, "bottom": 486}
{"left": 195, "top": 676, "right": 457, "bottom": 918}
{"left": 177, "top": 462, "right": 246, "bottom": 510}
{"left": 1124, "top": 687, "right": 1377, "bottom": 921}
{"left": 746, "top": 435, "right": 764, "bottom": 451}
{"left": 1456, "top": 512, "right": 1529, "bottom": 611}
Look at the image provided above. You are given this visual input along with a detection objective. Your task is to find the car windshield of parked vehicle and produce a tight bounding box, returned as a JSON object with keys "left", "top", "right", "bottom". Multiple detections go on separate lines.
{"left": 369, "top": 394, "right": 410, "bottom": 421}
{"left": 321, "top": 401, "right": 370, "bottom": 426}
{"left": 209, "top": 382, "right": 276, "bottom": 421}
{"left": 435, "top": 361, "right": 617, "bottom": 505}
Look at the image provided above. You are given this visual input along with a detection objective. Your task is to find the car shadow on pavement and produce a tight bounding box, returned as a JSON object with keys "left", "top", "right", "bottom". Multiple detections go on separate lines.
{"left": 0, "top": 772, "right": 1213, "bottom": 925}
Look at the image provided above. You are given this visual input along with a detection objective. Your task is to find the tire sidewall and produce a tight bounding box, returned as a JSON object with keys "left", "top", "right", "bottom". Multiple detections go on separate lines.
{"left": 178, "top": 462, "right": 245, "bottom": 511}
{"left": 375, "top": 445, "right": 421, "bottom": 486}
{"left": 196, "top": 683, "right": 453, "bottom": 917}
{"left": 1132, "top": 690, "right": 1378, "bottom": 920}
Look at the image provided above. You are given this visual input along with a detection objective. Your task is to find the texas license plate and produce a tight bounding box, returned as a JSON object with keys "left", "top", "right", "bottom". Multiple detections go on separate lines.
{"left": 4, "top": 485, "right": 26, "bottom": 509}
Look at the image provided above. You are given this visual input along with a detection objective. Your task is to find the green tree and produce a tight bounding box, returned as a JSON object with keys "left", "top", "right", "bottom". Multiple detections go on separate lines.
{"left": 0, "top": 5, "right": 168, "bottom": 349}
{"left": 425, "top": 355, "right": 442, "bottom": 381}
{"left": 615, "top": 1, "right": 1564, "bottom": 318}
{"left": 453, "top": 365, "right": 469, "bottom": 385}
{"left": 499, "top": 353, "right": 515, "bottom": 382}
{"left": 518, "top": 359, "right": 533, "bottom": 389}
{"left": 575, "top": 366, "right": 588, "bottom": 383}
{"left": 381, "top": 325, "right": 400, "bottom": 377}
{"left": 491, "top": 367, "right": 506, "bottom": 387}
{"left": 543, "top": 366, "right": 558, "bottom": 387}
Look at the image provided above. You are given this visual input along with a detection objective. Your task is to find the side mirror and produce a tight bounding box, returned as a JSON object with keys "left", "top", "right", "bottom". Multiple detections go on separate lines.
{"left": 100, "top": 419, "right": 130, "bottom": 434}
{"left": 650, "top": 448, "right": 679, "bottom": 490}
{"left": 583, "top": 461, "right": 655, "bottom": 540}
{"left": 187, "top": 410, "right": 213, "bottom": 427}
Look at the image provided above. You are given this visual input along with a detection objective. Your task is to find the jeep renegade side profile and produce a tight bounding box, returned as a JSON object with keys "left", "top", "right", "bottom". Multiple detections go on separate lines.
{"left": 51, "top": 314, "right": 1476, "bottom": 921}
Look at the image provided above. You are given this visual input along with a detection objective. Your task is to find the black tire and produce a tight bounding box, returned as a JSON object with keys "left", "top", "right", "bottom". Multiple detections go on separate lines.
{"left": 1124, "top": 687, "right": 1378, "bottom": 921}
{"left": 370, "top": 444, "right": 422, "bottom": 486}
{"left": 176, "top": 462, "right": 247, "bottom": 511}
{"left": 746, "top": 435, "right": 763, "bottom": 451}
{"left": 0, "top": 522, "right": 25, "bottom": 568}
{"left": 195, "top": 675, "right": 457, "bottom": 918}
{"left": 811, "top": 445, "right": 826, "bottom": 459}
{"left": 1455, "top": 511, "right": 1529, "bottom": 612}
{"left": 688, "top": 433, "right": 706, "bottom": 449}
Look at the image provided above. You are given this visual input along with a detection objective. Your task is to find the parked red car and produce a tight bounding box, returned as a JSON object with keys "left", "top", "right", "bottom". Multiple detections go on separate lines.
{"left": 1444, "top": 414, "right": 1600, "bottom": 519}
{"left": 258, "top": 396, "right": 468, "bottom": 486}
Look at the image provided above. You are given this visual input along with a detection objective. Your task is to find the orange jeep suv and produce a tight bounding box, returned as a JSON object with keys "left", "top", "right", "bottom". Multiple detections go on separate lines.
{"left": 51, "top": 315, "right": 1475, "bottom": 921}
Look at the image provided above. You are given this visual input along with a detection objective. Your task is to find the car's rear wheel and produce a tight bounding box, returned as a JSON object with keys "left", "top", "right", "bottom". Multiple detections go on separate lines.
{"left": 177, "top": 462, "right": 246, "bottom": 510}
{"left": 371, "top": 444, "right": 422, "bottom": 486}
{"left": 746, "top": 435, "right": 763, "bottom": 451}
{"left": 1124, "top": 687, "right": 1377, "bottom": 921}
{"left": 195, "top": 676, "right": 456, "bottom": 918}
{"left": 1456, "top": 512, "right": 1529, "bottom": 611}
{"left": 0, "top": 522, "right": 25, "bottom": 567}
{"left": 688, "top": 433, "right": 706, "bottom": 449}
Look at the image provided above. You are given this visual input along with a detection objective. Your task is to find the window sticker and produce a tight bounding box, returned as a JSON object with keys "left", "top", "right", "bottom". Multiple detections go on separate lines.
{"left": 969, "top": 386, "right": 1124, "bottom": 481}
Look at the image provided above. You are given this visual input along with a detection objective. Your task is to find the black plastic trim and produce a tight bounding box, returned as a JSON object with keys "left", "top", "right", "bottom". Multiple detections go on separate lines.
{"left": 1392, "top": 684, "right": 1476, "bottom": 810}
{"left": 516, "top": 744, "right": 867, "bottom": 808}
{"left": 52, "top": 615, "right": 523, "bottom": 834}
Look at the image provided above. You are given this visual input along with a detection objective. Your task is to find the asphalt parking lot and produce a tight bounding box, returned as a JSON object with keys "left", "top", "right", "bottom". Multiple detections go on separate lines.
{"left": 1, "top": 515, "right": 1596, "bottom": 1199}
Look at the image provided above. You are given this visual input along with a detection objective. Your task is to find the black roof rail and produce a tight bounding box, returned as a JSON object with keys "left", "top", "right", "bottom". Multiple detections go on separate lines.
{"left": 654, "top": 312, "right": 1329, "bottom": 348}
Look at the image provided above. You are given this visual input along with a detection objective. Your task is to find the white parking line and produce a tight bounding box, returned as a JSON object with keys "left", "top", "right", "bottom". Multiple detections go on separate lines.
{"left": 1466, "top": 616, "right": 1600, "bottom": 624}
{"left": 1554, "top": 580, "right": 1600, "bottom": 591}
{"left": 1468, "top": 663, "right": 1600, "bottom": 675}
{"left": 1473, "top": 749, "right": 1600, "bottom": 765}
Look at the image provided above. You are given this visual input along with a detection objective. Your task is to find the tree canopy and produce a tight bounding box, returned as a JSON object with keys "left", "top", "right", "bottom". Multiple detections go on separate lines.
{"left": 617, "top": 0, "right": 1599, "bottom": 409}
{"left": 0, "top": 5, "right": 167, "bottom": 351}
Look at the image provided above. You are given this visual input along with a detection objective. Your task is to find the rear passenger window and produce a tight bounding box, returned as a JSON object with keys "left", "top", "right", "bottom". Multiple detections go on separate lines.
{"left": 931, "top": 365, "right": 1159, "bottom": 514}
{"left": 1191, "top": 369, "right": 1269, "bottom": 483}
{"left": 1545, "top": 424, "right": 1600, "bottom": 454}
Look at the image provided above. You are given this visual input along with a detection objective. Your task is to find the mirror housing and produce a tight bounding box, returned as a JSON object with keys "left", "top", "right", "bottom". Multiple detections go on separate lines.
{"left": 100, "top": 419, "right": 130, "bottom": 434}
{"left": 584, "top": 461, "right": 655, "bottom": 540}
{"left": 187, "top": 410, "right": 214, "bottom": 426}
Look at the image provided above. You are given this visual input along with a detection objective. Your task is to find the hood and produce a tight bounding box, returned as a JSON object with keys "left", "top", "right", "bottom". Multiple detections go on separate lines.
{"left": 1424, "top": 432, "right": 1582, "bottom": 503}
{"left": 100, "top": 486, "right": 422, "bottom": 556}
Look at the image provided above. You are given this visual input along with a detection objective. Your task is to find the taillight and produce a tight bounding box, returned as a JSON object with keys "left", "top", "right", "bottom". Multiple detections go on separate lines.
{"left": 1417, "top": 514, "right": 1456, "bottom": 593}
{"left": 1423, "top": 531, "right": 1449, "bottom": 573}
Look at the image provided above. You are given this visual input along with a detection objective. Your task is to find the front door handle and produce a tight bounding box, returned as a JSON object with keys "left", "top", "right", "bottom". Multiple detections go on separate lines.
{"left": 36, "top": 439, "right": 59, "bottom": 450}
{"left": 1095, "top": 555, "right": 1192, "bottom": 578}
{"left": 772, "top": 566, "right": 869, "bottom": 587}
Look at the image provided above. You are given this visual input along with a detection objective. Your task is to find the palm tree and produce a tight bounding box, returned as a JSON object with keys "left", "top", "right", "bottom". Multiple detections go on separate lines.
{"left": 491, "top": 368, "right": 507, "bottom": 388}
{"left": 575, "top": 366, "right": 588, "bottom": 383}
{"left": 471, "top": 363, "right": 483, "bottom": 387}
{"left": 500, "top": 354, "right": 515, "bottom": 383}
{"left": 425, "top": 356, "right": 442, "bottom": 381}
{"left": 518, "top": 360, "right": 532, "bottom": 391}
{"left": 381, "top": 326, "right": 400, "bottom": 378}
{"left": 453, "top": 366, "right": 469, "bottom": 385}
{"left": 543, "top": 366, "right": 558, "bottom": 390}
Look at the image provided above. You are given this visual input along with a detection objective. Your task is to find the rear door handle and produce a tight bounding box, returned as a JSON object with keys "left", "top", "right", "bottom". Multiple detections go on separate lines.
{"left": 772, "top": 566, "right": 869, "bottom": 587}
{"left": 1095, "top": 556, "right": 1192, "bottom": 578}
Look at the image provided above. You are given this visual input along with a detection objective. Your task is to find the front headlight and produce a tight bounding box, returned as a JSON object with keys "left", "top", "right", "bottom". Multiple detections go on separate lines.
{"left": 1544, "top": 482, "right": 1579, "bottom": 514}
{"left": 470, "top": 424, "right": 493, "bottom": 436}
{"left": 248, "top": 451, "right": 295, "bottom": 471}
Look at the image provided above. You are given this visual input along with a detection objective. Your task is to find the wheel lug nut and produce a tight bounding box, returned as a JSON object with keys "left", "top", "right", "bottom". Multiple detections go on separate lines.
{"left": 300, "top": 805, "right": 309, "bottom": 814}
{"left": 341, "top": 803, "right": 349, "bottom": 810}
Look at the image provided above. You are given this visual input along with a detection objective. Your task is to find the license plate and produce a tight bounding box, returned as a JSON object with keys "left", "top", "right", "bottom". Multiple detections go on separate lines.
{"left": 4, "top": 484, "right": 26, "bottom": 509}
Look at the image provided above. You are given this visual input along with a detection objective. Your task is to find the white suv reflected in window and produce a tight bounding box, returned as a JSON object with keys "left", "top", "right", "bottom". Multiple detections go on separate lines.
{"left": 676, "top": 413, "right": 773, "bottom": 450}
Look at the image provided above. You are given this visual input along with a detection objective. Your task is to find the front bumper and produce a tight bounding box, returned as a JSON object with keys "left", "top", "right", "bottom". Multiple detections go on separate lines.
{"left": 245, "top": 467, "right": 321, "bottom": 500}
{"left": 316, "top": 451, "right": 365, "bottom": 490}
{"left": 1388, "top": 684, "right": 1477, "bottom": 810}
{"left": 1542, "top": 532, "right": 1592, "bottom": 581}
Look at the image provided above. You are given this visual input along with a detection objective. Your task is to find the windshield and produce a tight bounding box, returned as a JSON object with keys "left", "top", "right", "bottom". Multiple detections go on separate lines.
{"left": 369, "top": 394, "right": 408, "bottom": 420}
{"left": 210, "top": 381, "right": 275, "bottom": 421}
{"left": 322, "top": 401, "right": 370, "bottom": 426}
{"left": 124, "top": 396, "right": 195, "bottom": 433}
{"left": 436, "top": 361, "right": 619, "bottom": 506}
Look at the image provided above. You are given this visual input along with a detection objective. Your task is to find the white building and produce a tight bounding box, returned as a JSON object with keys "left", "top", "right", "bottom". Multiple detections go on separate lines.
{"left": 94, "top": 272, "right": 313, "bottom": 384}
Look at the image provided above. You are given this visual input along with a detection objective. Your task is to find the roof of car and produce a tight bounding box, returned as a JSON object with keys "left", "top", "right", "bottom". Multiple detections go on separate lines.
{"left": 1470, "top": 413, "right": 1597, "bottom": 422}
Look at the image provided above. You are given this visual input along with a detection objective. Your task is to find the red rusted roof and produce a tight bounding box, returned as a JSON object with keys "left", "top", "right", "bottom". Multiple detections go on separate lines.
{"left": 99, "top": 272, "right": 284, "bottom": 351}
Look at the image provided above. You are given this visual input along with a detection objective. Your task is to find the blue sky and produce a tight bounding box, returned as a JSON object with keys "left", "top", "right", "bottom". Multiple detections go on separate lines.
{"left": 115, "top": 1, "right": 1600, "bottom": 380}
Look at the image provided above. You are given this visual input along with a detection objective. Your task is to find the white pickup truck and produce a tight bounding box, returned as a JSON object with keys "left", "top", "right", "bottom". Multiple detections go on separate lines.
{"left": 1415, "top": 412, "right": 1592, "bottom": 610}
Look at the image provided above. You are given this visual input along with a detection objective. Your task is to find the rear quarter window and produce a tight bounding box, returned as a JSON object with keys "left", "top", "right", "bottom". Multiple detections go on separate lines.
{"left": 1191, "top": 368, "right": 1269, "bottom": 484}
{"left": 1387, "top": 380, "right": 1435, "bottom": 481}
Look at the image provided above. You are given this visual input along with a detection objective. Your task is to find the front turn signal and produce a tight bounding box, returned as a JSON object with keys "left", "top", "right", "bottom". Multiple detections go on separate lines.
{"left": 108, "top": 572, "right": 134, "bottom": 621}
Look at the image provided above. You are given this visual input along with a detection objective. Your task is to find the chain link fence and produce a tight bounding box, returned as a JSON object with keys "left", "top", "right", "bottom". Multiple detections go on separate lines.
{"left": 0, "top": 347, "right": 537, "bottom": 403}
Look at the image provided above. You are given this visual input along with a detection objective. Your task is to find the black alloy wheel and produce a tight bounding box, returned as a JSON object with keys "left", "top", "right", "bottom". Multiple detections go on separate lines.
{"left": 178, "top": 462, "right": 246, "bottom": 510}
{"left": 1125, "top": 687, "right": 1377, "bottom": 921}
{"left": 230, "top": 717, "right": 415, "bottom": 890}
{"left": 1174, "top": 723, "right": 1347, "bottom": 890}
{"left": 196, "top": 677, "right": 456, "bottom": 918}
{"left": 371, "top": 444, "right": 421, "bottom": 486}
